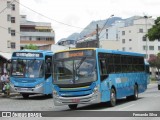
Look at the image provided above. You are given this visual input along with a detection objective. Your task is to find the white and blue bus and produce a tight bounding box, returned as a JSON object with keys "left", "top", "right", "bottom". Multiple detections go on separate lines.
{"left": 10, "top": 50, "right": 53, "bottom": 98}
{"left": 52, "top": 48, "right": 148, "bottom": 109}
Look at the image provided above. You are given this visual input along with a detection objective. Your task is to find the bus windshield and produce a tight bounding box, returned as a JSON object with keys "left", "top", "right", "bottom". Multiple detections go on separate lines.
{"left": 53, "top": 57, "right": 97, "bottom": 84}
{"left": 11, "top": 59, "right": 44, "bottom": 78}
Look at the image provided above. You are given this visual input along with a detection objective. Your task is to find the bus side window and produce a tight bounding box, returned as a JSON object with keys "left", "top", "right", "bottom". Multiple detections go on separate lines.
{"left": 45, "top": 57, "right": 52, "bottom": 79}
{"left": 99, "top": 59, "right": 108, "bottom": 81}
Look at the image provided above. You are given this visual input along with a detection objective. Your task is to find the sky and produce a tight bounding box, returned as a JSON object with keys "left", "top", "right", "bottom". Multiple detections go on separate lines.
{"left": 20, "top": 0, "right": 160, "bottom": 43}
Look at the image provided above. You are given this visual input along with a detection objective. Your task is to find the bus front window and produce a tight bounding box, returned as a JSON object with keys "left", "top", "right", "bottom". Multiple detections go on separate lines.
{"left": 11, "top": 60, "right": 44, "bottom": 78}
{"left": 54, "top": 58, "right": 97, "bottom": 84}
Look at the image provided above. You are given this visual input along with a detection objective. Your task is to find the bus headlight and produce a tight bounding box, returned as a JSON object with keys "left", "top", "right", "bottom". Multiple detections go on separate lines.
{"left": 35, "top": 83, "right": 43, "bottom": 88}
{"left": 93, "top": 86, "right": 99, "bottom": 94}
{"left": 53, "top": 90, "right": 58, "bottom": 96}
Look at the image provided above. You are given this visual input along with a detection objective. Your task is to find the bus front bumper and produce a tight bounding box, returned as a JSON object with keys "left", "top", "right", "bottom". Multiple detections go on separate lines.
{"left": 10, "top": 83, "right": 44, "bottom": 94}
{"left": 53, "top": 92, "right": 101, "bottom": 106}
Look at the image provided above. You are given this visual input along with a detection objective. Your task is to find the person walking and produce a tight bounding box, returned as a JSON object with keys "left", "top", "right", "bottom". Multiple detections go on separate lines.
{"left": 1, "top": 72, "right": 9, "bottom": 94}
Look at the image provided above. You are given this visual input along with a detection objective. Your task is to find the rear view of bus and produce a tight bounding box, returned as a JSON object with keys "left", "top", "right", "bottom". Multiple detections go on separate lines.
{"left": 10, "top": 50, "right": 53, "bottom": 98}
{"left": 52, "top": 48, "right": 148, "bottom": 110}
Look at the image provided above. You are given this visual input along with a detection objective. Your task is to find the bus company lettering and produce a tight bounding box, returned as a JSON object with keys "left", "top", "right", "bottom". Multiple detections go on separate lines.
{"left": 69, "top": 52, "right": 84, "bottom": 57}
{"left": 16, "top": 53, "right": 40, "bottom": 57}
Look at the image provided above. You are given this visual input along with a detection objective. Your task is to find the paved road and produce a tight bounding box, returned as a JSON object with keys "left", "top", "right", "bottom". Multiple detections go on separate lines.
{"left": 0, "top": 83, "right": 160, "bottom": 119}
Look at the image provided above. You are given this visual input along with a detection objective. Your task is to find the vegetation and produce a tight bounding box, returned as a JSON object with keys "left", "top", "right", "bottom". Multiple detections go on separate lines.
{"left": 24, "top": 44, "right": 38, "bottom": 50}
{"left": 147, "top": 17, "right": 160, "bottom": 41}
{"left": 148, "top": 53, "right": 160, "bottom": 75}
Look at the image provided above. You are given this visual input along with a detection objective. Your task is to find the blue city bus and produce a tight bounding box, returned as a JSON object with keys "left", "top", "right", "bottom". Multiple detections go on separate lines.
{"left": 52, "top": 48, "right": 148, "bottom": 109}
{"left": 10, "top": 49, "right": 53, "bottom": 98}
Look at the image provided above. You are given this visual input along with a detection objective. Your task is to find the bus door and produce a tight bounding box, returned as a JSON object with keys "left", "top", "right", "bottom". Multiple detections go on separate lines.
{"left": 99, "top": 57, "right": 110, "bottom": 102}
{"left": 44, "top": 56, "right": 52, "bottom": 94}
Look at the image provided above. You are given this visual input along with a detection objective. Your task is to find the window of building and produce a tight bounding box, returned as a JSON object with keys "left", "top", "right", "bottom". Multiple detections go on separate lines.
{"left": 7, "top": 41, "right": 10, "bottom": 48}
{"left": 142, "top": 36, "right": 147, "bottom": 41}
{"left": 149, "top": 46, "right": 154, "bottom": 50}
{"left": 139, "top": 29, "right": 143, "bottom": 33}
{"left": 122, "top": 47, "right": 125, "bottom": 51}
{"left": 122, "top": 39, "right": 125, "bottom": 43}
{"left": 129, "top": 39, "right": 132, "bottom": 41}
{"left": 11, "top": 4, "right": 15, "bottom": 11}
{"left": 7, "top": 1, "right": 11, "bottom": 8}
{"left": 129, "top": 47, "right": 132, "bottom": 50}
{"left": 11, "top": 42, "right": 16, "bottom": 49}
{"left": 122, "top": 31, "right": 125, "bottom": 35}
{"left": 11, "top": 17, "right": 15, "bottom": 23}
{"left": 158, "top": 46, "right": 160, "bottom": 50}
{"left": 11, "top": 30, "right": 15, "bottom": 36}
{"left": 7, "top": 14, "right": 11, "bottom": 21}
{"left": 106, "top": 33, "right": 108, "bottom": 39}
{"left": 143, "top": 46, "right": 148, "bottom": 50}
{"left": 8, "top": 27, "right": 11, "bottom": 34}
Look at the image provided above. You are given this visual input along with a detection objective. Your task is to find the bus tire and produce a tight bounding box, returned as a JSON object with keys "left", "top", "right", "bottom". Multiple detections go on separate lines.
{"left": 109, "top": 88, "right": 116, "bottom": 107}
{"left": 22, "top": 94, "right": 29, "bottom": 99}
{"left": 132, "top": 84, "right": 138, "bottom": 100}
{"left": 68, "top": 104, "right": 78, "bottom": 110}
{"left": 158, "top": 85, "right": 160, "bottom": 90}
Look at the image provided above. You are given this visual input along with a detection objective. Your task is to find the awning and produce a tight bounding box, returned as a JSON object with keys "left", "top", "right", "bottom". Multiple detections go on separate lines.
{"left": 0, "top": 52, "right": 12, "bottom": 60}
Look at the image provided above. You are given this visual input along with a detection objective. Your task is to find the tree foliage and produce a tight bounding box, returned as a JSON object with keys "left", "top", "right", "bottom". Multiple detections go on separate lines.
{"left": 147, "top": 17, "right": 160, "bottom": 41}
{"left": 24, "top": 44, "right": 38, "bottom": 50}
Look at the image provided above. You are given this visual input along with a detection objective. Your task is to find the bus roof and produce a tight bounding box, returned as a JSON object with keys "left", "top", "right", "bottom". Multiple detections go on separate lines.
{"left": 55, "top": 48, "right": 144, "bottom": 57}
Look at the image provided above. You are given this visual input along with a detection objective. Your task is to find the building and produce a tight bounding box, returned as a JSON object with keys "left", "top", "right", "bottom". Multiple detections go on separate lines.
{"left": 20, "top": 15, "right": 55, "bottom": 50}
{"left": 0, "top": 0, "right": 20, "bottom": 75}
{"left": 0, "top": 0, "right": 20, "bottom": 52}
{"left": 100, "top": 16, "right": 156, "bottom": 60}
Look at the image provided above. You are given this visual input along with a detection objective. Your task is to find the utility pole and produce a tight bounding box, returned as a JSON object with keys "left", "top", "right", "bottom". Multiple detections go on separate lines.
{"left": 96, "top": 24, "right": 99, "bottom": 48}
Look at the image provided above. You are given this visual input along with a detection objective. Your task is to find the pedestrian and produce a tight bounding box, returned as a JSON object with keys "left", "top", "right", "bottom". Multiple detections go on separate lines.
{"left": 1, "top": 72, "right": 9, "bottom": 94}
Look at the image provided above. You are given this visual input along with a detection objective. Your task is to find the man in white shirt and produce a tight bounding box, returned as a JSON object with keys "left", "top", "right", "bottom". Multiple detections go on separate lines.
{"left": 1, "top": 72, "right": 9, "bottom": 93}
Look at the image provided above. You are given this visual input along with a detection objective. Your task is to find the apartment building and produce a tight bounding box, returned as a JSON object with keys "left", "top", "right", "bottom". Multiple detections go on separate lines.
{"left": 20, "top": 15, "right": 55, "bottom": 50}
{"left": 0, "top": 0, "right": 20, "bottom": 53}
{"left": 119, "top": 17, "right": 155, "bottom": 59}
{"left": 100, "top": 16, "right": 157, "bottom": 60}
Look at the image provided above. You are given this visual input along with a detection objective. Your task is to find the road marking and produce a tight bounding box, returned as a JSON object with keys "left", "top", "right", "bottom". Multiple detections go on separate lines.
{"left": 118, "top": 104, "right": 135, "bottom": 111}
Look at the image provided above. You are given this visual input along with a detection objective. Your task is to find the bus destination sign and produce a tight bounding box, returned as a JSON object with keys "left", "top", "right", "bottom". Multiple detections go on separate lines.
{"left": 13, "top": 52, "right": 43, "bottom": 58}
{"left": 55, "top": 50, "right": 94, "bottom": 59}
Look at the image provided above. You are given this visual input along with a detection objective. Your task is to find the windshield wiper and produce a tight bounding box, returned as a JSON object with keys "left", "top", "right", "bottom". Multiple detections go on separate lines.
{"left": 75, "top": 57, "right": 86, "bottom": 70}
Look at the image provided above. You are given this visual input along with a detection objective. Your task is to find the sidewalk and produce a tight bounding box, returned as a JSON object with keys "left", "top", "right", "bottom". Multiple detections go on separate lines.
{"left": 0, "top": 90, "right": 20, "bottom": 98}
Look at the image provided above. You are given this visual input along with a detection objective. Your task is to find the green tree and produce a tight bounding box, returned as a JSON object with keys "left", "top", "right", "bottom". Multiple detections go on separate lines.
{"left": 24, "top": 44, "right": 38, "bottom": 50}
{"left": 147, "top": 17, "right": 160, "bottom": 41}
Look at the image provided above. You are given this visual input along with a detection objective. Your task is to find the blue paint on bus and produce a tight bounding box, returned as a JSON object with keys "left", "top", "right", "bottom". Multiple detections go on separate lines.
{"left": 10, "top": 49, "right": 53, "bottom": 98}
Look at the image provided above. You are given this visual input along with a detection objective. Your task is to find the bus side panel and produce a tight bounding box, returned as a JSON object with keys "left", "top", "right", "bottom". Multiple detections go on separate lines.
{"left": 44, "top": 76, "right": 53, "bottom": 94}
{"left": 100, "top": 80, "right": 111, "bottom": 102}
{"left": 100, "top": 73, "right": 147, "bottom": 102}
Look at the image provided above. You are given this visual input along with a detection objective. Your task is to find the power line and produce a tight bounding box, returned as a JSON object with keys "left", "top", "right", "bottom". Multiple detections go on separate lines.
{"left": 14, "top": 0, "right": 90, "bottom": 30}
{"left": 0, "top": 0, "right": 16, "bottom": 15}
{"left": 98, "top": 14, "right": 114, "bottom": 37}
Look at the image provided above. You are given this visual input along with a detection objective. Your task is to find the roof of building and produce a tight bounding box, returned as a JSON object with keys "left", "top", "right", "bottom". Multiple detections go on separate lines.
{"left": 0, "top": 52, "right": 12, "bottom": 60}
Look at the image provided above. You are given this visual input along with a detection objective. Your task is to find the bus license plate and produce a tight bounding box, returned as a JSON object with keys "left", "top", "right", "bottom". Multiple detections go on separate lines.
{"left": 18, "top": 88, "right": 31, "bottom": 91}
{"left": 72, "top": 99, "right": 80, "bottom": 103}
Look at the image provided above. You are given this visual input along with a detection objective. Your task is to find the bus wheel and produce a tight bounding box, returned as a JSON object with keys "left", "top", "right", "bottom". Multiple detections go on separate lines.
{"left": 132, "top": 85, "right": 138, "bottom": 100}
{"left": 22, "top": 94, "right": 29, "bottom": 99}
{"left": 109, "top": 88, "right": 116, "bottom": 107}
{"left": 158, "top": 85, "right": 160, "bottom": 90}
{"left": 68, "top": 104, "right": 78, "bottom": 110}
